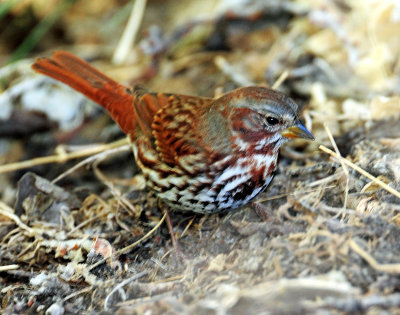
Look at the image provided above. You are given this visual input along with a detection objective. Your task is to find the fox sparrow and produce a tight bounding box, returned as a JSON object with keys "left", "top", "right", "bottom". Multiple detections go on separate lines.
{"left": 32, "top": 51, "right": 314, "bottom": 214}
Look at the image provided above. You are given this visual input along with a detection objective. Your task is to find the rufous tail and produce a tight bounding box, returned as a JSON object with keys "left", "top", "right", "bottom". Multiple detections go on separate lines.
{"left": 32, "top": 51, "right": 136, "bottom": 135}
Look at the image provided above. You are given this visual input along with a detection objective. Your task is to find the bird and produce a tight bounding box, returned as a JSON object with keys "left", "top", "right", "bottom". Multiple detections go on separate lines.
{"left": 32, "top": 51, "right": 314, "bottom": 215}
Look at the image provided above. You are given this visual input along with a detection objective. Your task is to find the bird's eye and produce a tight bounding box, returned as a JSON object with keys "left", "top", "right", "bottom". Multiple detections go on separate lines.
{"left": 266, "top": 116, "right": 279, "bottom": 126}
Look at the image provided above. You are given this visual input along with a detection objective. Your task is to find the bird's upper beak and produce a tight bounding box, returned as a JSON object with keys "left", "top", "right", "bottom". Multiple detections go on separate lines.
{"left": 281, "top": 121, "right": 314, "bottom": 140}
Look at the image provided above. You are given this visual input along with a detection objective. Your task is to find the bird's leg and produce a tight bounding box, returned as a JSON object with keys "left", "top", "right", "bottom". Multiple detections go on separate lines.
{"left": 251, "top": 202, "right": 271, "bottom": 222}
{"left": 159, "top": 203, "right": 185, "bottom": 262}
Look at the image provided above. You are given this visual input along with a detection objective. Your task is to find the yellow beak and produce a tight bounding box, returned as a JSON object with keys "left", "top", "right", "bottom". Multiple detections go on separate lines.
{"left": 281, "top": 122, "right": 314, "bottom": 140}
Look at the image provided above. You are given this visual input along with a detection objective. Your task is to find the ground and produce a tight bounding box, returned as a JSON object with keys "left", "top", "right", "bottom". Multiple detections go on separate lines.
{"left": 1, "top": 1, "right": 400, "bottom": 314}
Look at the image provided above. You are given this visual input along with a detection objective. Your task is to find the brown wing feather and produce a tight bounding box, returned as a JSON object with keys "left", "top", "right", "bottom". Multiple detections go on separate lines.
{"left": 132, "top": 85, "right": 168, "bottom": 138}
{"left": 151, "top": 94, "right": 213, "bottom": 171}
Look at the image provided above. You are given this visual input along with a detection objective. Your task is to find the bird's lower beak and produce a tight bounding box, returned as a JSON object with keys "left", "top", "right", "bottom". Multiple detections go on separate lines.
{"left": 281, "top": 121, "right": 314, "bottom": 140}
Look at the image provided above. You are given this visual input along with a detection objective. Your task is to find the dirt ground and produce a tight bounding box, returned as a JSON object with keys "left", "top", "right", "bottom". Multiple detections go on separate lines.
{"left": 2, "top": 1, "right": 400, "bottom": 314}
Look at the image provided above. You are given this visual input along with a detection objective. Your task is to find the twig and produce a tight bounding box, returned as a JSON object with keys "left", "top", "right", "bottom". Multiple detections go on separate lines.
{"left": 319, "top": 145, "right": 400, "bottom": 200}
{"left": 349, "top": 239, "right": 400, "bottom": 274}
{"left": 66, "top": 214, "right": 105, "bottom": 236}
{"left": 63, "top": 287, "right": 93, "bottom": 303}
{"left": 92, "top": 162, "right": 138, "bottom": 217}
{"left": 180, "top": 216, "right": 195, "bottom": 238}
{"left": 317, "top": 202, "right": 356, "bottom": 215}
{"left": 115, "top": 212, "right": 166, "bottom": 255}
{"left": 52, "top": 144, "right": 131, "bottom": 184}
{"left": 0, "top": 201, "right": 34, "bottom": 235}
{"left": 88, "top": 213, "right": 167, "bottom": 271}
{"left": 112, "top": 0, "right": 148, "bottom": 65}
{"left": 307, "top": 173, "right": 343, "bottom": 187}
{"left": 0, "top": 264, "right": 19, "bottom": 272}
{"left": 150, "top": 249, "right": 173, "bottom": 280}
{"left": 104, "top": 271, "right": 148, "bottom": 311}
{"left": 0, "top": 138, "right": 129, "bottom": 175}
{"left": 272, "top": 70, "right": 289, "bottom": 89}
{"left": 323, "top": 123, "right": 349, "bottom": 217}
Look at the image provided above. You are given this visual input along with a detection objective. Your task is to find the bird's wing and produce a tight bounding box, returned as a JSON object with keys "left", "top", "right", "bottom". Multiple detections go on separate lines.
{"left": 150, "top": 94, "right": 213, "bottom": 173}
